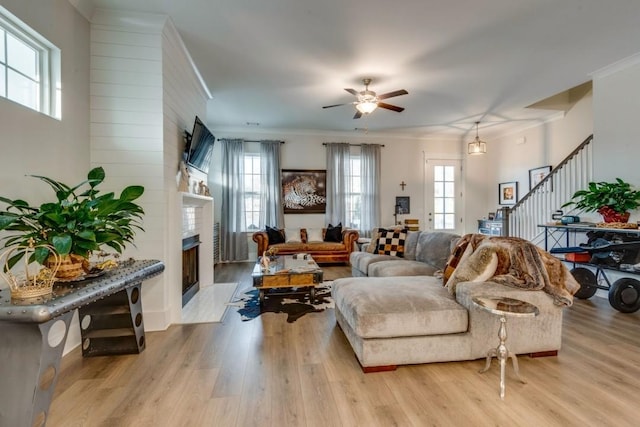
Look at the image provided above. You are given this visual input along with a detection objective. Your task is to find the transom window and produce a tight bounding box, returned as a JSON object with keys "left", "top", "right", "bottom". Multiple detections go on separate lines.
{"left": 0, "top": 6, "right": 61, "bottom": 118}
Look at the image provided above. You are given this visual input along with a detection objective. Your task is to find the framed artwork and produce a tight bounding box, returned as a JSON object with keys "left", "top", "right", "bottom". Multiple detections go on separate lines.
{"left": 498, "top": 181, "right": 518, "bottom": 205}
{"left": 281, "top": 169, "right": 327, "bottom": 214}
{"left": 529, "top": 165, "right": 552, "bottom": 190}
{"left": 395, "top": 196, "right": 410, "bottom": 214}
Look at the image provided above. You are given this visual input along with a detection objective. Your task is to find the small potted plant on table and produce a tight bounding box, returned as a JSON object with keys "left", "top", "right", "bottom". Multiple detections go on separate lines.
{"left": 562, "top": 178, "right": 640, "bottom": 223}
{"left": 0, "top": 167, "right": 145, "bottom": 279}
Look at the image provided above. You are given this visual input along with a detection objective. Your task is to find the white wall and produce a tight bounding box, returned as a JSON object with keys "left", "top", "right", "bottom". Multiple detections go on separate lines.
{"left": 88, "top": 9, "right": 210, "bottom": 330}
{"left": 0, "top": 0, "right": 90, "bottom": 352}
{"left": 0, "top": 0, "right": 90, "bottom": 193}
{"left": 208, "top": 129, "right": 462, "bottom": 259}
{"left": 482, "top": 92, "right": 594, "bottom": 218}
{"left": 592, "top": 55, "right": 640, "bottom": 223}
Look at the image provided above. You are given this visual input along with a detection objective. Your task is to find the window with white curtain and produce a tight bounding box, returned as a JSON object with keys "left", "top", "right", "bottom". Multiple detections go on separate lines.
{"left": 243, "top": 153, "right": 261, "bottom": 231}
{"left": 346, "top": 154, "right": 361, "bottom": 229}
{"left": 0, "top": 6, "right": 61, "bottom": 118}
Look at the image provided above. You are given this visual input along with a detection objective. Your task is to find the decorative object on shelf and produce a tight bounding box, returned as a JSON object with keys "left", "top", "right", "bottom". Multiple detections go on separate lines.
{"left": 282, "top": 169, "right": 327, "bottom": 214}
{"left": 0, "top": 167, "right": 145, "bottom": 279}
{"left": 498, "top": 181, "right": 518, "bottom": 205}
{"left": 0, "top": 239, "right": 61, "bottom": 302}
{"left": 488, "top": 212, "right": 495, "bottom": 220}
{"left": 177, "top": 160, "right": 190, "bottom": 192}
{"left": 261, "top": 251, "right": 271, "bottom": 272}
{"left": 468, "top": 121, "right": 487, "bottom": 155}
{"left": 529, "top": 165, "right": 552, "bottom": 190}
{"left": 562, "top": 178, "right": 640, "bottom": 223}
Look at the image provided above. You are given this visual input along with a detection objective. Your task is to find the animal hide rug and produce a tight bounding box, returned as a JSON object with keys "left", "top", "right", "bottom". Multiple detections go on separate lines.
{"left": 445, "top": 234, "right": 580, "bottom": 306}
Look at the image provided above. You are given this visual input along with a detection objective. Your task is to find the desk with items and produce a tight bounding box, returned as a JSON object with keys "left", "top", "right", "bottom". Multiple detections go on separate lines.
{"left": 538, "top": 224, "right": 640, "bottom": 313}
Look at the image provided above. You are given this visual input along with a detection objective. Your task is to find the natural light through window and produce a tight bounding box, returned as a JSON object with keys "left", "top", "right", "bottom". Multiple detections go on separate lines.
{"left": 0, "top": 6, "right": 61, "bottom": 118}
{"left": 244, "top": 153, "right": 261, "bottom": 231}
{"left": 433, "top": 165, "right": 456, "bottom": 230}
{"left": 346, "top": 155, "right": 361, "bottom": 230}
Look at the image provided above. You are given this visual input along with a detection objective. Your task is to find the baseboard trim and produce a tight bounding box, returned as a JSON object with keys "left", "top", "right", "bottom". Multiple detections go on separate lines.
{"left": 361, "top": 364, "right": 398, "bottom": 373}
{"left": 528, "top": 350, "right": 558, "bottom": 358}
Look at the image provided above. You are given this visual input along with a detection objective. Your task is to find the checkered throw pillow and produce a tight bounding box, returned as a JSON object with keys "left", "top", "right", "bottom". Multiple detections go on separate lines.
{"left": 377, "top": 228, "right": 408, "bottom": 257}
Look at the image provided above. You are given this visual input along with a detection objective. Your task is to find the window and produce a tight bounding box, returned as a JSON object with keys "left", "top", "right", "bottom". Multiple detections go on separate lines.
{"left": 0, "top": 6, "right": 61, "bottom": 118}
{"left": 243, "top": 153, "right": 261, "bottom": 231}
{"left": 433, "top": 165, "right": 456, "bottom": 230}
{"left": 346, "top": 155, "right": 361, "bottom": 229}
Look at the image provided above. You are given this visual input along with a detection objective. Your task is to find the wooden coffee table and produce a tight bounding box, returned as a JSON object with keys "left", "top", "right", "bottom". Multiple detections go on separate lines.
{"left": 251, "top": 255, "right": 323, "bottom": 303}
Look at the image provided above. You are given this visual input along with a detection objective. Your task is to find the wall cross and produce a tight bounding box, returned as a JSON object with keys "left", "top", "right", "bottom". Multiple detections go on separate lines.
{"left": 400, "top": 181, "right": 407, "bottom": 191}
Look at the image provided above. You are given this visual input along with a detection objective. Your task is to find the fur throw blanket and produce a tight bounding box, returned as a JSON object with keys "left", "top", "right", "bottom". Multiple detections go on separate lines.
{"left": 444, "top": 234, "right": 580, "bottom": 306}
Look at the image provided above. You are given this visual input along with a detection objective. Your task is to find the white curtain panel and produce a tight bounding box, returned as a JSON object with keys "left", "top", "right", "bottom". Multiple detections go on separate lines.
{"left": 360, "top": 144, "right": 381, "bottom": 237}
{"left": 325, "top": 143, "right": 351, "bottom": 225}
{"left": 220, "top": 139, "right": 248, "bottom": 261}
{"left": 259, "top": 140, "right": 284, "bottom": 229}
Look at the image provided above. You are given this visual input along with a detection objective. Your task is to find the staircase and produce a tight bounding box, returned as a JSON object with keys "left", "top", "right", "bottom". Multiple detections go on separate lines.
{"left": 508, "top": 135, "right": 594, "bottom": 245}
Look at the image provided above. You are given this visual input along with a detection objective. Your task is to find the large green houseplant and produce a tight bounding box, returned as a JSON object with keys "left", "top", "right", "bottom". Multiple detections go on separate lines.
{"left": 0, "top": 167, "right": 144, "bottom": 275}
{"left": 562, "top": 178, "right": 640, "bottom": 222}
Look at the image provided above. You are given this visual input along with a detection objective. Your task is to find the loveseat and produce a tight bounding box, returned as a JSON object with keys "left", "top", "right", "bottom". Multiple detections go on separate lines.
{"left": 333, "top": 230, "right": 578, "bottom": 371}
{"left": 252, "top": 227, "right": 359, "bottom": 264}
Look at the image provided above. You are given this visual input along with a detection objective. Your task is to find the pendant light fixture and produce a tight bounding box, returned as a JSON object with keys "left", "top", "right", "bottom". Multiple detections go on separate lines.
{"left": 468, "top": 121, "right": 487, "bottom": 155}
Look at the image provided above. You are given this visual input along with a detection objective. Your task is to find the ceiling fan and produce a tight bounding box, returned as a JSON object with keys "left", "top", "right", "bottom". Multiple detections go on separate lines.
{"left": 322, "top": 78, "right": 408, "bottom": 119}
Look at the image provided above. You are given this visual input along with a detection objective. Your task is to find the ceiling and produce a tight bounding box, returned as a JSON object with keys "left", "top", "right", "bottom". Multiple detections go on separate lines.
{"left": 85, "top": 0, "right": 640, "bottom": 140}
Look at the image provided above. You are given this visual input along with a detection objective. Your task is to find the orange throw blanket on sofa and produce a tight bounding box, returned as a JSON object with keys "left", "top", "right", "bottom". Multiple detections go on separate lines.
{"left": 444, "top": 234, "right": 580, "bottom": 306}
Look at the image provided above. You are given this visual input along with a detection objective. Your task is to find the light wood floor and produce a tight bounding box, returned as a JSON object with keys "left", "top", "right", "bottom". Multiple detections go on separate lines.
{"left": 49, "top": 263, "right": 640, "bottom": 427}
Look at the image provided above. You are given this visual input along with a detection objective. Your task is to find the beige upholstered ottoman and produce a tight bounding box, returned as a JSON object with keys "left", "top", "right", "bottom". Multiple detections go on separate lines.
{"left": 332, "top": 276, "right": 564, "bottom": 371}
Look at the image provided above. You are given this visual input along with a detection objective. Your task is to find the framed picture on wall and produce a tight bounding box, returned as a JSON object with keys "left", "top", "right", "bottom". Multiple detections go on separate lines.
{"left": 529, "top": 165, "right": 552, "bottom": 190}
{"left": 395, "top": 196, "right": 410, "bottom": 214}
{"left": 498, "top": 181, "right": 518, "bottom": 205}
{"left": 281, "top": 169, "right": 327, "bottom": 214}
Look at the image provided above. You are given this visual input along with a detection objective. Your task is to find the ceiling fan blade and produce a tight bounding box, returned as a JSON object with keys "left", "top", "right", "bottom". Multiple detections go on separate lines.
{"left": 378, "top": 102, "right": 405, "bottom": 112}
{"left": 322, "top": 103, "right": 350, "bottom": 109}
{"left": 344, "top": 88, "right": 358, "bottom": 95}
{"left": 378, "top": 89, "right": 408, "bottom": 100}
{"left": 353, "top": 110, "right": 363, "bottom": 119}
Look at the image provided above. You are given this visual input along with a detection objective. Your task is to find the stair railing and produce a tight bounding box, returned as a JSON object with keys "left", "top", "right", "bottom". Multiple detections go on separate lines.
{"left": 508, "top": 134, "right": 593, "bottom": 244}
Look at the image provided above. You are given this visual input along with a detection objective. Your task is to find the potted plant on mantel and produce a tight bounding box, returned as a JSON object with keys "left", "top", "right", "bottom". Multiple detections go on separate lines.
{"left": 562, "top": 178, "right": 640, "bottom": 223}
{"left": 0, "top": 167, "right": 145, "bottom": 279}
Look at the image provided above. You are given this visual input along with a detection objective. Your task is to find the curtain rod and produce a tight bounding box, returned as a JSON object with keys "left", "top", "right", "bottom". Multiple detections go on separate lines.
{"left": 217, "top": 138, "right": 284, "bottom": 144}
{"left": 322, "top": 143, "right": 385, "bottom": 147}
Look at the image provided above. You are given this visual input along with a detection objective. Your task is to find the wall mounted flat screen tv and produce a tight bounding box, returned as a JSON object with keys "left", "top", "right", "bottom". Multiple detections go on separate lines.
{"left": 185, "top": 116, "right": 215, "bottom": 174}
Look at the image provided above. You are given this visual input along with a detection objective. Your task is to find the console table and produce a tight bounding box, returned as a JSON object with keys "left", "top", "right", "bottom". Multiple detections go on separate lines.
{"left": 0, "top": 259, "right": 164, "bottom": 427}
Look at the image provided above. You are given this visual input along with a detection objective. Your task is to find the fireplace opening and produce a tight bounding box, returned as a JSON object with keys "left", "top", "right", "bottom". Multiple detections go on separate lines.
{"left": 182, "top": 234, "right": 200, "bottom": 306}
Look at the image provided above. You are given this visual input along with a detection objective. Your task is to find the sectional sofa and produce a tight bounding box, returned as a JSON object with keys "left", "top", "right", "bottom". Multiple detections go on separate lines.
{"left": 333, "top": 229, "right": 572, "bottom": 371}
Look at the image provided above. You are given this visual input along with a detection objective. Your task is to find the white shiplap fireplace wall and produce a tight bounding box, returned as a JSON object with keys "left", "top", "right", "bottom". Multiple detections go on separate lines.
{"left": 89, "top": 9, "right": 212, "bottom": 333}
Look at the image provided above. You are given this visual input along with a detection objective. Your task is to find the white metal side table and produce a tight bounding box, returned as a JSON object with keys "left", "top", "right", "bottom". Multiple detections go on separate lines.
{"left": 472, "top": 296, "right": 540, "bottom": 400}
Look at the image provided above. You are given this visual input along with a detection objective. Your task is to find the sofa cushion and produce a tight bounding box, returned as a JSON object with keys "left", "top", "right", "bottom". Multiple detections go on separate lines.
{"left": 324, "top": 222, "right": 342, "bottom": 242}
{"left": 332, "top": 276, "right": 468, "bottom": 339}
{"left": 376, "top": 228, "right": 408, "bottom": 257}
{"left": 266, "top": 226, "right": 285, "bottom": 245}
{"left": 307, "top": 228, "right": 324, "bottom": 242}
{"left": 368, "top": 260, "right": 439, "bottom": 277}
{"left": 403, "top": 230, "right": 422, "bottom": 261}
{"left": 415, "top": 232, "right": 461, "bottom": 270}
{"left": 350, "top": 252, "right": 400, "bottom": 275}
{"left": 285, "top": 228, "right": 302, "bottom": 243}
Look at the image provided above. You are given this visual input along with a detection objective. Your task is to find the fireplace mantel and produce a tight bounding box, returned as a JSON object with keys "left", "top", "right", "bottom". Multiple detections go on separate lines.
{"left": 181, "top": 191, "right": 213, "bottom": 207}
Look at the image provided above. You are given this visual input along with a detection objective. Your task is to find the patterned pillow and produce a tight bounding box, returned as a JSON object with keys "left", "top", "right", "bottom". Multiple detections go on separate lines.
{"left": 377, "top": 228, "right": 408, "bottom": 257}
{"left": 266, "top": 226, "right": 285, "bottom": 245}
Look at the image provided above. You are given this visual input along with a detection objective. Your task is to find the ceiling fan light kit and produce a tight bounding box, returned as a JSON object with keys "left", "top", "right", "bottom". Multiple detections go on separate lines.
{"left": 323, "top": 78, "right": 408, "bottom": 119}
{"left": 468, "top": 121, "right": 487, "bottom": 155}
